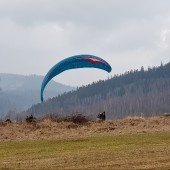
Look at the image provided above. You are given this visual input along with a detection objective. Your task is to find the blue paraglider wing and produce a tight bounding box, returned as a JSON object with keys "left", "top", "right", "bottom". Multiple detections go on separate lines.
{"left": 41, "top": 54, "right": 112, "bottom": 102}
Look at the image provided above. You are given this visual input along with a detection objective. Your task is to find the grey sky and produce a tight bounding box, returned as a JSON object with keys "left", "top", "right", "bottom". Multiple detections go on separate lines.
{"left": 0, "top": 0, "right": 170, "bottom": 86}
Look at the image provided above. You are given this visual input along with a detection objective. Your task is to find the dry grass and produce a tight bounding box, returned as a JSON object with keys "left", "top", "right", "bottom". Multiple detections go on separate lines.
{"left": 0, "top": 115, "right": 169, "bottom": 169}
{"left": 0, "top": 115, "right": 169, "bottom": 141}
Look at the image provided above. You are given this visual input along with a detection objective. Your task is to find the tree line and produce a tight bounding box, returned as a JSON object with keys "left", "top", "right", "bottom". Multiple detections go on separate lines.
{"left": 22, "top": 62, "right": 170, "bottom": 119}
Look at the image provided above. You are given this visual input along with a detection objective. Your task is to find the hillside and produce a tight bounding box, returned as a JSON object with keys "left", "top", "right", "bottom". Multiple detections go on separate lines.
{"left": 25, "top": 62, "right": 170, "bottom": 119}
{"left": 0, "top": 73, "right": 75, "bottom": 118}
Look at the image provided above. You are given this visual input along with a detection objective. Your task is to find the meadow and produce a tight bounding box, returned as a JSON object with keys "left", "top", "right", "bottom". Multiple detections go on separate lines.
{"left": 0, "top": 116, "right": 169, "bottom": 169}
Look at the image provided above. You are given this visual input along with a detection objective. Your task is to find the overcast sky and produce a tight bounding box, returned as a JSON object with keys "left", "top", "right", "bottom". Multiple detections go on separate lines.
{"left": 0, "top": 0, "right": 170, "bottom": 86}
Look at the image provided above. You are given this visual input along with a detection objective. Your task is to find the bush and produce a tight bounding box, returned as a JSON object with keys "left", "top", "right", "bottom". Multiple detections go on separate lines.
{"left": 163, "top": 113, "right": 170, "bottom": 117}
{"left": 26, "top": 115, "right": 36, "bottom": 123}
{"left": 42, "top": 113, "right": 90, "bottom": 125}
{"left": 63, "top": 114, "right": 90, "bottom": 125}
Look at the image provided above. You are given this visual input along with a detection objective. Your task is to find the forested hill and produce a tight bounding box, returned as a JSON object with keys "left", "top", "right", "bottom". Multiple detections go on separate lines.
{"left": 27, "top": 62, "right": 170, "bottom": 119}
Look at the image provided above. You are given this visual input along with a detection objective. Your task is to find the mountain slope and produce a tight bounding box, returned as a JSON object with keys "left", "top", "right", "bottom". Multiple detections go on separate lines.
{"left": 24, "top": 62, "right": 170, "bottom": 119}
{"left": 0, "top": 74, "right": 75, "bottom": 117}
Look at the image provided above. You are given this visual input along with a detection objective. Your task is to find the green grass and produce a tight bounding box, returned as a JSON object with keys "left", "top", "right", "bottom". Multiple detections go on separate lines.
{"left": 0, "top": 132, "right": 170, "bottom": 169}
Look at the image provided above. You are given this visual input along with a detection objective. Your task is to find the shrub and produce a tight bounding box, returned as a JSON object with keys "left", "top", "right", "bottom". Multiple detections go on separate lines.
{"left": 63, "top": 114, "right": 90, "bottom": 125}
{"left": 163, "top": 113, "right": 170, "bottom": 117}
{"left": 26, "top": 115, "right": 36, "bottom": 123}
{"left": 42, "top": 113, "right": 90, "bottom": 125}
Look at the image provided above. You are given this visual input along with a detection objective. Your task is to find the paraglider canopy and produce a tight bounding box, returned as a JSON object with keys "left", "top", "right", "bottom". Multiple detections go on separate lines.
{"left": 41, "top": 54, "right": 112, "bottom": 102}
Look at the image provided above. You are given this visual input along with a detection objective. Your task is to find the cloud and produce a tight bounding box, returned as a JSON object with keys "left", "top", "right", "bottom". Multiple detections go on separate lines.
{"left": 0, "top": 0, "right": 170, "bottom": 86}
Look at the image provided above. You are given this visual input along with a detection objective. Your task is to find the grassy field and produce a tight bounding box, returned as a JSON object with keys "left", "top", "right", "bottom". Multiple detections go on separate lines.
{"left": 0, "top": 132, "right": 170, "bottom": 170}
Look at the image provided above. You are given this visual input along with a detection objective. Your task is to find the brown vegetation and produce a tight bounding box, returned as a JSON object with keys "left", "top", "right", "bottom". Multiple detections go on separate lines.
{"left": 0, "top": 114, "right": 169, "bottom": 141}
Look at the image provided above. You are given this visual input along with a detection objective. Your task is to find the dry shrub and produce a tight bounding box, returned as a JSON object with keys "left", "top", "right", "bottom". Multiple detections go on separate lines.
{"left": 62, "top": 114, "right": 90, "bottom": 125}
{"left": 0, "top": 119, "right": 12, "bottom": 127}
{"left": 163, "top": 113, "right": 170, "bottom": 117}
{"left": 5, "top": 119, "right": 12, "bottom": 123}
{"left": 42, "top": 113, "right": 90, "bottom": 125}
{"left": 25, "top": 115, "right": 36, "bottom": 123}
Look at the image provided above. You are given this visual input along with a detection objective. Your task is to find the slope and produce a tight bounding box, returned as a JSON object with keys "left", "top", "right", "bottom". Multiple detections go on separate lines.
{"left": 26, "top": 62, "right": 170, "bottom": 119}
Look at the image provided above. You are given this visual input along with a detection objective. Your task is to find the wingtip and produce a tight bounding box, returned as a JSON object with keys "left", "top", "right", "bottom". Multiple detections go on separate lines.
{"left": 41, "top": 96, "right": 43, "bottom": 103}
{"left": 108, "top": 66, "right": 112, "bottom": 73}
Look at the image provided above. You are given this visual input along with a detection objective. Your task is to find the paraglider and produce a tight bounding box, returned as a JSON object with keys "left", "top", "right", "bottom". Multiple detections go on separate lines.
{"left": 41, "top": 54, "right": 112, "bottom": 102}
{"left": 97, "top": 111, "right": 106, "bottom": 120}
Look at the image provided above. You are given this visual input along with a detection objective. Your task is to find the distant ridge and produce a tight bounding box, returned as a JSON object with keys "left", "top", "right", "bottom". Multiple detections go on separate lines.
{"left": 0, "top": 73, "right": 75, "bottom": 118}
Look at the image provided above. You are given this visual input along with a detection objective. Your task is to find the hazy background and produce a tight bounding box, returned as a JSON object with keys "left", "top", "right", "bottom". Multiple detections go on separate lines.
{"left": 0, "top": 0, "right": 170, "bottom": 86}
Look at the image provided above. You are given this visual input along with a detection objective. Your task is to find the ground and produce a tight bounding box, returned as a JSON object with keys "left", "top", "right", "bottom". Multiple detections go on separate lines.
{"left": 0, "top": 115, "right": 169, "bottom": 169}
